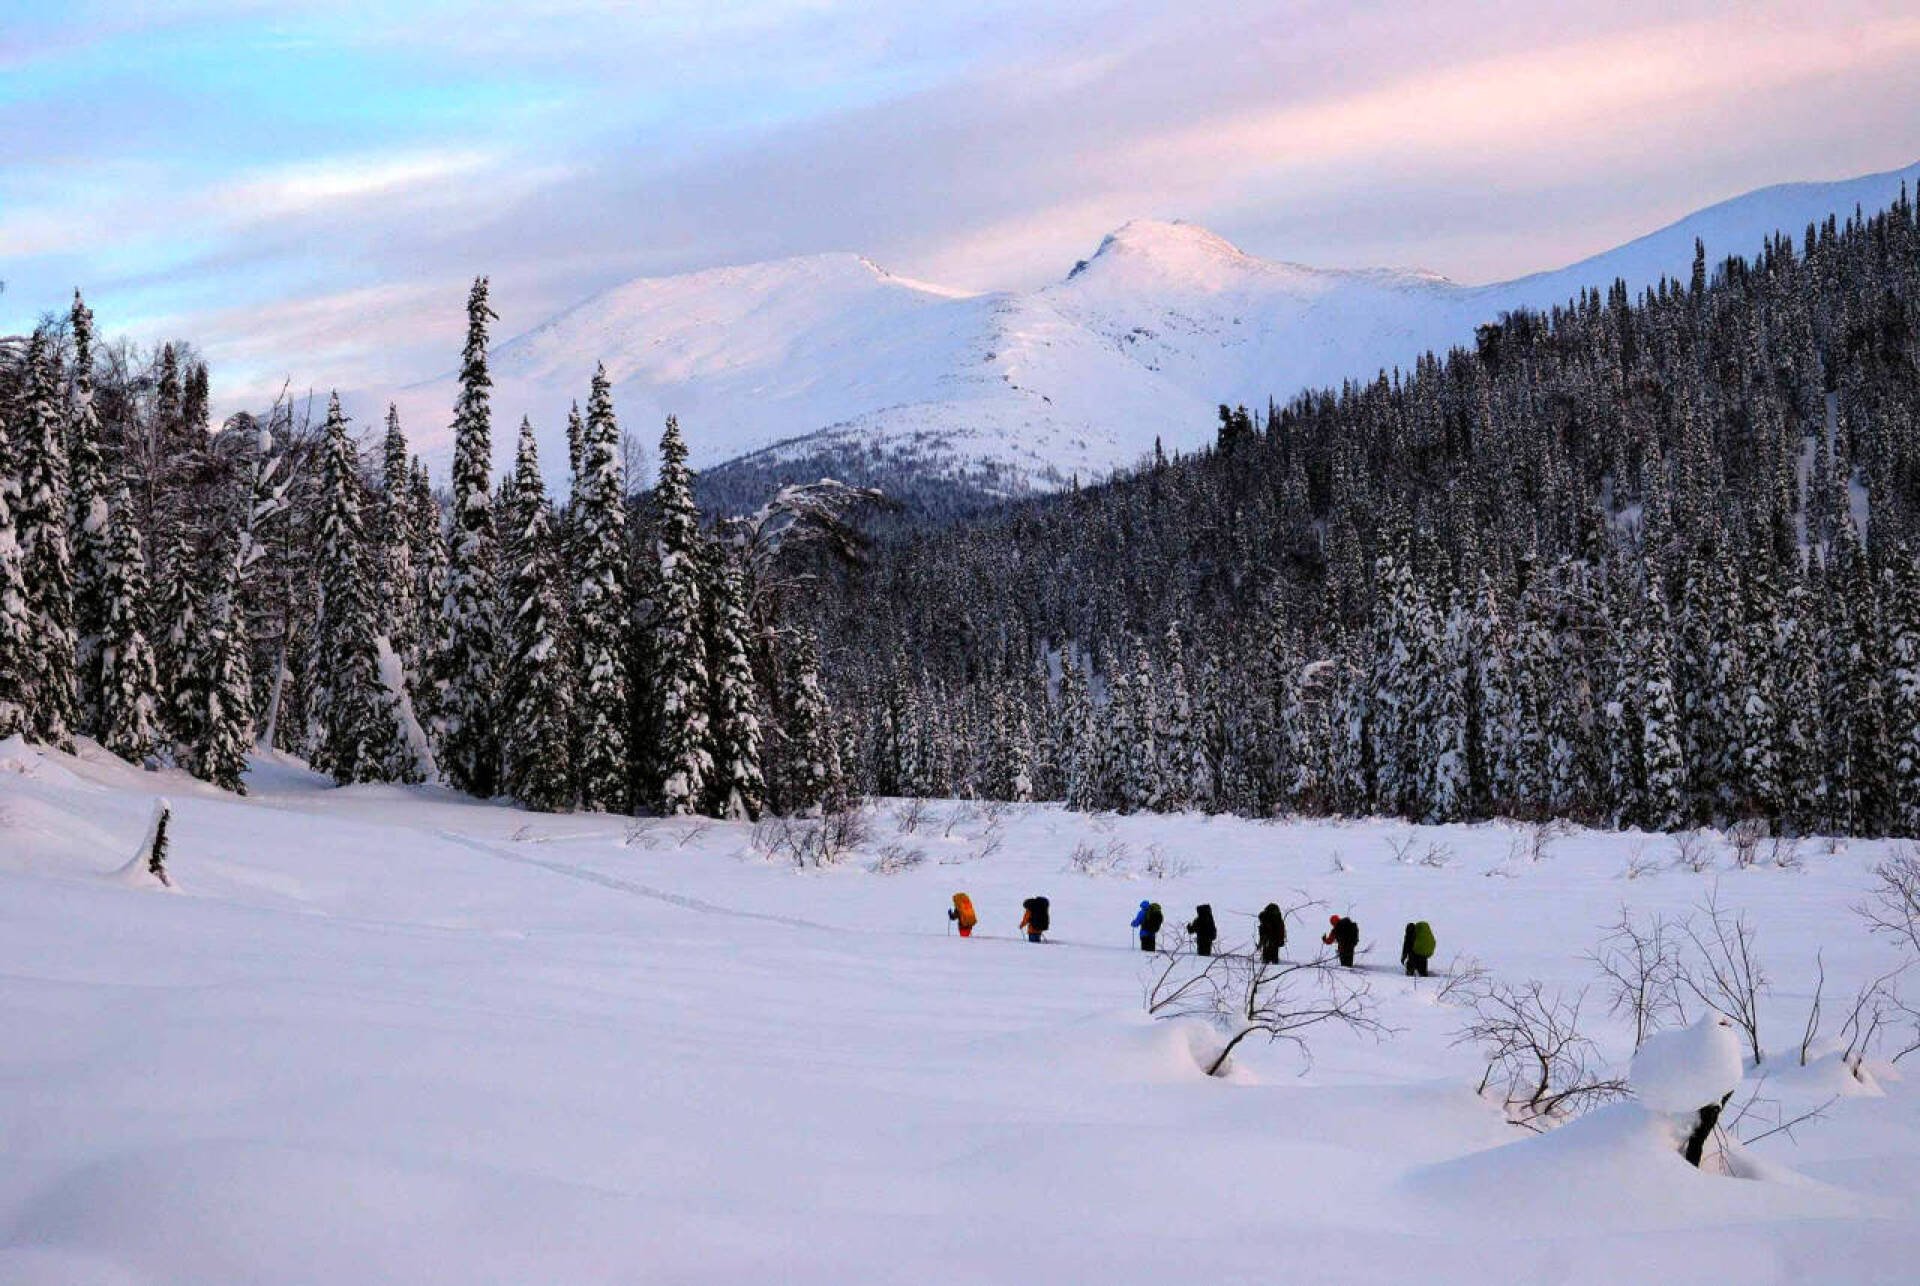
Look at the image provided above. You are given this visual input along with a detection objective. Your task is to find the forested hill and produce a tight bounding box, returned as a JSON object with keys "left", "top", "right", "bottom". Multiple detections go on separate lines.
{"left": 814, "top": 188, "right": 1920, "bottom": 838}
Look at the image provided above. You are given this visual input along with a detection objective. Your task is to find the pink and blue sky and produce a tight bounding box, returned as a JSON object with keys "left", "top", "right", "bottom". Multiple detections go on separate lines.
{"left": 3, "top": 0, "right": 1917, "bottom": 404}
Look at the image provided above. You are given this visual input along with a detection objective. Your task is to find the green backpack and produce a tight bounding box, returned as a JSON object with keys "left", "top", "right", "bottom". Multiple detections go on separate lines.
{"left": 1411, "top": 921, "right": 1437, "bottom": 958}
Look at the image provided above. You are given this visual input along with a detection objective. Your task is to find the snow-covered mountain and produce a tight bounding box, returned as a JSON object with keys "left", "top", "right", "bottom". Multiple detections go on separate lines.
{"left": 375, "top": 160, "right": 1920, "bottom": 495}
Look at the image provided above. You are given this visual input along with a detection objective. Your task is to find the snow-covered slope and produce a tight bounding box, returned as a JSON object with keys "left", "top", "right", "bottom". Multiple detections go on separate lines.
{"left": 373, "top": 160, "right": 1920, "bottom": 494}
{"left": 4, "top": 736, "right": 1918, "bottom": 1281}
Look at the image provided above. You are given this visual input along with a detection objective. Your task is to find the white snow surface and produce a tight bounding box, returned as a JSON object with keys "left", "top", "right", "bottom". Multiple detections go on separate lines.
{"left": 365, "top": 162, "right": 1920, "bottom": 492}
{"left": 1632, "top": 1015, "right": 1748, "bottom": 1113}
{"left": 4, "top": 737, "right": 1920, "bottom": 1283}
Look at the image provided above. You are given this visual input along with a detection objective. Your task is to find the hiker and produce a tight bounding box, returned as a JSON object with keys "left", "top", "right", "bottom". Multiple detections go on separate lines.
{"left": 1323, "top": 914, "right": 1359, "bottom": 967}
{"left": 949, "top": 893, "right": 978, "bottom": 938}
{"left": 1020, "top": 896, "right": 1050, "bottom": 943}
{"left": 1400, "top": 920, "right": 1435, "bottom": 977}
{"left": 1257, "top": 902, "right": 1286, "bottom": 964}
{"left": 1132, "top": 899, "right": 1164, "bottom": 952}
{"left": 1187, "top": 904, "right": 1217, "bottom": 957}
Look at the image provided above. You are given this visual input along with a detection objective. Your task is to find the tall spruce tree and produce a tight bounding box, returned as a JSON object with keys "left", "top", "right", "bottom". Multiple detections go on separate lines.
{"left": 67, "top": 292, "right": 112, "bottom": 732}
{"left": 95, "top": 485, "right": 162, "bottom": 764}
{"left": 572, "top": 365, "right": 632, "bottom": 812}
{"left": 501, "top": 417, "right": 577, "bottom": 811}
{"left": 648, "top": 415, "right": 712, "bottom": 815}
{"left": 433, "top": 277, "right": 501, "bottom": 797}
{"left": 706, "top": 550, "right": 767, "bottom": 820}
{"left": 0, "top": 406, "right": 36, "bottom": 740}
{"left": 309, "top": 394, "right": 414, "bottom": 785}
{"left": 16, "top": 332, "right": 76, "bottom": 749}
{"left": 377, "top": 406, "right": 418, "bottom": 675}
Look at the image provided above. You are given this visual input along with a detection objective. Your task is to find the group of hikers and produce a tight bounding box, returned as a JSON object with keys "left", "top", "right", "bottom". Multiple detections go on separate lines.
{"left": 948, "top": 893, "right": 1438, "bottom": 976}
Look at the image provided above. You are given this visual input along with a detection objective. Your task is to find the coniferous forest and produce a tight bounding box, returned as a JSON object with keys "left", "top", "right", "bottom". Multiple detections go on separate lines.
{"left": 810, "top": 192, "right": 1920, "bottom": 837}
{"left": 3, "top": 191, "right": 1919, "bottom": 837}
{"left": 0, "top": 279, "right": 848, "bottom": 821}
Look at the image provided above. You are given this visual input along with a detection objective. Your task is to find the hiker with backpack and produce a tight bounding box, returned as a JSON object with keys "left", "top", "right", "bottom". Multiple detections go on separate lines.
{"left": 1187, "top": 904, "right": 1217, "bottom": 957}
{"left": 949, "top": 893, "right": 978, "bottom": 938}
{"left": 1323, "top": 914, "right": 1360, "bottom": 967}
{"left": 1132, "top": 900, "right": 1164, "bottom": 952}
{"left": 1401, "top": 920, "right": 1436, "bottom": 977}
{"left": 1020, "top": 896, "right": 1050, "bottom": 943}
{"left": 1257, "top": 902, "right": 1286, "bottom": 964}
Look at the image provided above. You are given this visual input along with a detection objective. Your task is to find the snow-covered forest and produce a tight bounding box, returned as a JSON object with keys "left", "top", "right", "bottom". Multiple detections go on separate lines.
{"left": 0, "top": 279, "right": 852, "bottom": 821}
{"left": 817, "top": 192, "right": 1920, "bottom": 837}
{"left": 7, "top": 195, "right": 1920, "bottom": 843}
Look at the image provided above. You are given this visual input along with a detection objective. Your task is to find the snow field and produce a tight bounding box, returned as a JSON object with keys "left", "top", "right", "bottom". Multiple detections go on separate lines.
{"left": 3, "top": 737, "right": 1919, "bottom": 1283}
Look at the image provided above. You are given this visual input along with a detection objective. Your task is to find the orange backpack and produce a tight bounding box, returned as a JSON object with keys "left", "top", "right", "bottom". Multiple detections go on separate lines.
{"left": 952, "top": 893, "right": 977, "bottom": 931}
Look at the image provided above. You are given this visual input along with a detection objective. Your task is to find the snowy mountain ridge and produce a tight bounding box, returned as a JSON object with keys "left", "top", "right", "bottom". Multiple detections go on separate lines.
{"left": 372, "top": 160, "right": 1920, "bottom": 496}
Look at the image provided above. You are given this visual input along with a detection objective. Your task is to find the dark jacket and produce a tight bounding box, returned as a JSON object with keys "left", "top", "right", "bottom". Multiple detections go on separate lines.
{"left": 1257, "top": 903, "right": 1286, "bottom": 949}
{"left": 1401, "top": 922, "right": 1417, "bottom": 963}
{"left": 1187, "top": 905, "right": 1217, "bottom": 942}
{"left": 1022, "top": 897, "right": 1050, "bottom": 933}
{"left": 1325, "top": 917, "right": 1359, "bottom": 949}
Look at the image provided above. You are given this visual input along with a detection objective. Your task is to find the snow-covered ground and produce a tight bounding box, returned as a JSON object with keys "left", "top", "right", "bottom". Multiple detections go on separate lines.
{"left": 4, "top": 737, "right": 1919, "bottom": 1283}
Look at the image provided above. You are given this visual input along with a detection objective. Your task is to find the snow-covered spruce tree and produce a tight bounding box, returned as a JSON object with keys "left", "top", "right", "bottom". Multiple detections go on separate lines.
{"left": 95, "top": 485, "right": 162, "bottom": 764}
{"left": 1057, "top": 646, "right": 1098, "bottom": 811}
{"left": 1123, "top": 645, "right": 1160, "bottom": 812}
{"left": 1639, "top": 595, "right": 1688, "bottom": 831}
{"left": 1155, "top": 622, "right": 1209, "bottom": 811}
{"left": 571, "top": 365, "right": 631, "bottom": 813}
{"left": 433, "top": 277, "right": 502, "bottom": 798}
{"left": 192, "top": 550, "right": 255, "bottom": 793}
{"left": 1427, "top": 591, "right": 1472, "bottom": 823}
{"left": 408, "top": 458, "right": 450, "bottom": 727}
{"left": 1888, "top": 548, "right": 1920, "bottom": 834}
{"left": 646, "top": 415, "right": 712, "bottom": 815}
{"left": 0, "top": 421, "right": 37, "bottom": 740}
{"left": 376, "top": 406, "right": 418, "bottom": 676}
{"left": 153, "top": 527, "right": 208, "bottom": 761}
{"left": 500, "top": 418, "right": 576, "bottom": 812}
{"left": 776, "top": 627, "right": 841, "bottom": 815}
{"left": 308, "top": 394, "right": 414, "bottom": 785}
{"left": 705, "top": 548, "right": 766, "bottom": 820}
{"left": 16, "top": 331, "right": 77, "bottom": 749}
{"left": 67, "top": 292, "right": 113, "bottom": 732}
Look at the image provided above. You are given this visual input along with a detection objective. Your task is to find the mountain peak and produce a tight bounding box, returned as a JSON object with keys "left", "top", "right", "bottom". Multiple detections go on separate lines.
{"left": 1069, "top": 219, "right": 1249, "bottom": 281}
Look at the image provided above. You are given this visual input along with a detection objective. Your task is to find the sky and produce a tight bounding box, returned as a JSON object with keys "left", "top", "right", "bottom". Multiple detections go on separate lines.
{"left": 3, "top": 0, "right": 1918, "bottom": 410}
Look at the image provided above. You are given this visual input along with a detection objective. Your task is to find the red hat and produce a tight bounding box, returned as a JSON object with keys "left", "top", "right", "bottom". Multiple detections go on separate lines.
{"left": 1329, "top": 914, "right": 1341, "bottom": 925}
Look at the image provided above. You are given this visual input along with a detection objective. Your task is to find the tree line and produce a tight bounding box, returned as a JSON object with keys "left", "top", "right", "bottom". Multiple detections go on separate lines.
{"left": 808, "top": 188, "right": 1920, "bottom": 838}
{"left": 0, "top": 279, "right": 851, "bottom": 819}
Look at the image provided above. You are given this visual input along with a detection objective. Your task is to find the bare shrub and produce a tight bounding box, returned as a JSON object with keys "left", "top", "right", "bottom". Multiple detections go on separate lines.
{"left": 1522, "top": 819, "right": 1570, "bottom": 863}
{"left": 1434, "top": 956, "right": 1491, "bottom": 1006}
{"left": 751, "top": 804, "right": 872, "bottom": 869}
{"left": 892, "top": 797, "right": 929, "bottom": 835}
{"left": 868, "top": 842, "right": 927, "bottom": 875}
{"left": 1588, "top": 907, "right": 1687, "bottom": 1050}
{"left": 1622, "top": 841, "right": 1661, "bottom": 881}
{"left": 941, "top": 803, "right": 979, "bottom": 839}
{"left": 1768, "top": 834, "right": 1804, "bottom": 871}
{"left": 1329, "top": 849, "right": 1349, "bottom": 874}
{"left": 1145, "top": 939, "right": 1386, "bottom": 1077}
{"left": 1728, "top": 818, "right": 1768, "bottom": 870}
{"left": 1068, "top": 837, "right": 1130, "bottom": 877}
{"left": 1418, "top": 842, "right": 1455, "bottom": 869}
{"left": 1672, "top": 831, "right": 1714, "bottom": 873}
{"left": 1386, "top": 835, "right": 1420, "bottom": 865}
{"left": 673, "top": 818, "right": 717, "bottom": 850}
{"left": 1859, "top": 844, "right": 1920, "bottom": 957}
{"left": 969, "top": 831, "right": 1006, "bottom": 864}
{"left": 1722, "top": 1076, "right": 1837, "bottom": 1152}
{"left": 1452, "top": 978, "right": 1629, "bottom": 1128}
{"left": 1677, "top": 887, "right": 1769, "bottom": 1065}
{"left": 1141, "top": 843, "right": 1195, "bottom": 880}
{"left": 622, "top": 820, "right": 661, "bottom": 850}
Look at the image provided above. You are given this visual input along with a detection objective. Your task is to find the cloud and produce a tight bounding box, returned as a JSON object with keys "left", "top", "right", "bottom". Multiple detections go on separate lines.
{"left": 3, "top": 0, "right": 1918, "bottom": 411}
